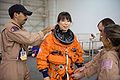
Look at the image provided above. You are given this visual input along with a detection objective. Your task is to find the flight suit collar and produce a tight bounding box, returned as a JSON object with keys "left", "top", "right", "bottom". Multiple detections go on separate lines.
{"left": 52, "top": 32, "right": 74, "bottom": 47}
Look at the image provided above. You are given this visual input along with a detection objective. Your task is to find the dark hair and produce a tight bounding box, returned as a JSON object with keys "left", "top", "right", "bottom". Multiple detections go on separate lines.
{"left": 9, "top": 12, "right": 20, "bottom": 19}
{"left": 57, "top": 12, "right": 72, "bottom": 23}
{"left": 8, "top": 4, "right": 32, "bottom": 19}
{"left": 97, "top": 18, "right": 115, "bottom": 27}
{"left": 104, "top": 24, "right": 120, "bottom": 58}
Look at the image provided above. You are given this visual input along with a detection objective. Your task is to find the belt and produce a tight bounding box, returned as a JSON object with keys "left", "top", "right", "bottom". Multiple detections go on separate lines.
{"left": 1, "top": 59, "right": 26, "bottom": 64}
{"left": 1, "top": 58, "right": 27, "bottom": 61}
{"left": 2, "top": 58, "right": 18, "bottom": 61}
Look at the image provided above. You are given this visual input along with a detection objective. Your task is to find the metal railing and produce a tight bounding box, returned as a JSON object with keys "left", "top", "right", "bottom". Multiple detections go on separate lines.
{"left": 79, "top": 40, "right": 102, "bottom": 61}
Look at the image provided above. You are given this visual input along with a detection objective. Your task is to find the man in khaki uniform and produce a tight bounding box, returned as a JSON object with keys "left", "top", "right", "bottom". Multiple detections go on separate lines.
{"left": 0, "top": 4, "right": 52, "bottom": 80}
{"left": 72, "top": 48, "right": 120, "bottom": 80}
{"left": 71, "top": 19, "right": 120, "bottom": 80}
{"left": 0, "top": 34, "right": 1, "bottom": 61}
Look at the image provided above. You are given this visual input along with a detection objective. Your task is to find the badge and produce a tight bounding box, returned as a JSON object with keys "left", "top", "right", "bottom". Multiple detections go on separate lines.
{"left": 101, "top": 59, "right": 113, "bottom": 69}
{"left": 19, "top": 48, "right": 27, "bottom": 61}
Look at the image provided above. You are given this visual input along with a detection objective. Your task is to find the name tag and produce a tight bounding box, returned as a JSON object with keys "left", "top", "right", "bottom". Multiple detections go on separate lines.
{"left": 19, "top": 48, "right": 27, "bottom": 61}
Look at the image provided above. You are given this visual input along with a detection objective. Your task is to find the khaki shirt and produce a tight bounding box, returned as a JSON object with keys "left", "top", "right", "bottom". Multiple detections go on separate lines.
{"left": 83, "top": 48, "right": 120, "bottom": 80}
{"left": 1, "top": 19, "right": 44, "bottom": 60}
{"left": 0, "top": 34, "right": 1, "bottom": 53}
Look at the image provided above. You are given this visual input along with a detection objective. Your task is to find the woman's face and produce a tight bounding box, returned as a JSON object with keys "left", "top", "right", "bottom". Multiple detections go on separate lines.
{"left": 58, "top": 18, "right": 71, "bottom": 32}
{"left": 97, "top": 22, "right": 105, "bottom": 38}
{"left": 98, "top": 22, "right": 112, "bottom": 49}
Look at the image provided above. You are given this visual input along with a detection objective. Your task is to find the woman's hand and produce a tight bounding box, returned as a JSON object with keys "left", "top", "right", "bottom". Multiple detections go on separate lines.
{"left": 71, "top": 66, "right": 85, "bottom": 79}
{"left": 71, "top": 72, "right": 84, "bottom": 80}
{"left": 74, "top": 66, "right": 85, "bottom": 73}
{"left": 44, "top": 77, "right": 50, "bottom": 80}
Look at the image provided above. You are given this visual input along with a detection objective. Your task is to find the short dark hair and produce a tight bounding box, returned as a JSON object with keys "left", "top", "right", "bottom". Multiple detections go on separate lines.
{"left": 57, "top": 12, "right": 72, "bottom": 23}
{"left": 104, "top": 24, "right": 120, "bottom": 47}
{"left": 8, "top": 4, "right": 32, "bottom": 19}
{"left": 97, "top": 18, "right": 115, "bottom": 27}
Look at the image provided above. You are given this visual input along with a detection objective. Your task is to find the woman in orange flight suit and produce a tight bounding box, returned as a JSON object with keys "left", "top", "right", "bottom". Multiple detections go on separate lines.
{"left": 36, "top": 12, "right": 84, "bottom": 80}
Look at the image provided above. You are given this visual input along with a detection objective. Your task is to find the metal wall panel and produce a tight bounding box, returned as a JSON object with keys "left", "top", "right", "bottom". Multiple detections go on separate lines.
{"left": 0, "top": 0, "right": 48, "bottom": 32}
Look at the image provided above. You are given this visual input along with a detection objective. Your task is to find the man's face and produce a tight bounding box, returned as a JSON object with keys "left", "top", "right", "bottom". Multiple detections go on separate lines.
{"left": 15, "top": 12, "right": 28, "bottom": 26}
{"left": 58, "top": 18, "right": 71, "bottom": 32}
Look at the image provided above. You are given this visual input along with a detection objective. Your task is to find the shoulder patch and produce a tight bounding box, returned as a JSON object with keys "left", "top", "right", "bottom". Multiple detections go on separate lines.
{"left": 101, "top": 59, "right": 113, "bottom": 69}
{"left": 11, "top": 26, "right": 19, "bottom": 32}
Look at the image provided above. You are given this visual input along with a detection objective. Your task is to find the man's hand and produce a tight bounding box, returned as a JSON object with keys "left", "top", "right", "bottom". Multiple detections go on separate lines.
{"left": 42, "top": 26, "right": 53, "bottom": 35}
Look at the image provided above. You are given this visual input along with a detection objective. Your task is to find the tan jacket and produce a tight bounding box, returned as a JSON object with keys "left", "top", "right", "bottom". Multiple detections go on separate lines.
{"left": 83, "top": 48, "right": 120, "bottom": 80}
{"left": 1, "top": 19, "right": 44, "bottom": 60}
{"left": 0, "top": 34, "right": 1, "bottom": 53}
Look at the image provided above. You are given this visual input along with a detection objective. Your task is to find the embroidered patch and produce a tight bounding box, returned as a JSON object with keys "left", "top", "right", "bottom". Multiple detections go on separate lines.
{"left": 11, "top": 26, "right": 19, "bottom": 32}
{"left": 101, "top": 59, "right": 113, "bottom": 69}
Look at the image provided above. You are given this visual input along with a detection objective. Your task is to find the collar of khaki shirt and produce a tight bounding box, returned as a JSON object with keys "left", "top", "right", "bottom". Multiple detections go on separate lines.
{"left": 10, "top": 19, "right": 23, "bottom": 29}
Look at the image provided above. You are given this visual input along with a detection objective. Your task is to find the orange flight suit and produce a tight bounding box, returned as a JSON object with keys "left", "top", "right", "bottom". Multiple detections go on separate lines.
{"left": 36, "top": 32, "right": 84, "bottom": 80}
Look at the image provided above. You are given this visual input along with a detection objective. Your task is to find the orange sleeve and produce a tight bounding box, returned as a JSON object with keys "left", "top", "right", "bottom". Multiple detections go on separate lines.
{"left": 74, "top": 36, "right": 84, "bottom": 63}
{"left": 36, "top": 34, "right": 52, "bottom": 70}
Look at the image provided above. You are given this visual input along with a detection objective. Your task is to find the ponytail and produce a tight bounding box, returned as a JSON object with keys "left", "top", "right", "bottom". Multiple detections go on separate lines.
{"left": 117, "top": 45, "right": 120, "bottom": 59}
